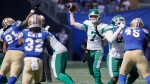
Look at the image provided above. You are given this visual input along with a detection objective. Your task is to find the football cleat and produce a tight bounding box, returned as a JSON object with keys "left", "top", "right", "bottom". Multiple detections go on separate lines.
{"left": 2, "top": 17, "right": 15, "bottom": 28}
{"left": 130, "top": 18, "right": 144, "bottom": 28}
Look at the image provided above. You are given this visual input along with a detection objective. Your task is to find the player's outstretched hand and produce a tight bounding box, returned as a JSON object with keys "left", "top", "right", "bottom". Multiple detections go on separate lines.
{"left": 31, "top": 1, "right": 40, "bottom": 11}
{"left": 119, "top": 21, "right": 125, "bottom": 29}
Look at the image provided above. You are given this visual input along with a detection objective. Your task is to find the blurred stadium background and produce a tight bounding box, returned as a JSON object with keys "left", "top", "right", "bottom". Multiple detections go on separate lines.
{"left": 0, "top": 0, "right": 150, "bottom": 84}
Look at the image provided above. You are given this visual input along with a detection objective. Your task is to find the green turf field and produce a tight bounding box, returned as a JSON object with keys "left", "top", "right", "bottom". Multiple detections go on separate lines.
{"left": 14, "top": 61, "right": 146, "bottom": 84}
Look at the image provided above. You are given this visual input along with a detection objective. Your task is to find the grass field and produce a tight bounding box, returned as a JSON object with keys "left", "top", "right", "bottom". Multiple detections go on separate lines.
{"left": 13, "top": 61, "right": 146, "bottom": 84}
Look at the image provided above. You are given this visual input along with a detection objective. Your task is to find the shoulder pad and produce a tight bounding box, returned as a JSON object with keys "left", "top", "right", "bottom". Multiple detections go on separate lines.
{"left": 97, "top": 23, "right": 108, "bottom": 29}
{"left": 83, "top": 20, "right": 92, "bottom": 26}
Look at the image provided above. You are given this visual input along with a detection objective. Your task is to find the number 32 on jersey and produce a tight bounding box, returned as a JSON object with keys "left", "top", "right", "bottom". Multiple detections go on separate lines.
{"left": 25, "top": 38, "right": 44, "bottom": 52}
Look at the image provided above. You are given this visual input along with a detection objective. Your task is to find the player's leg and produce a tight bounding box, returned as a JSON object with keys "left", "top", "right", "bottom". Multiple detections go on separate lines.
{"left": 34, "top": 59, "right": 43, "bottom": 83}
{"left": 22, "top": 60, "right": 34, "bottom": 84}
{"left": 119, "top": 51, "right": 134, "bottom": 84}
{"left": 8, "top": 50, "right": 24, "bottom": 84}
{"left": 43, "top": 53, "right": 52, "bottom": 82}
{"left": 87, "top": 50, "right": 94, "bottom": 77}
{"left": 107, "top": 54, "right": 122, "bottom": 84}
{"left": 127, "top": 66, "right": 139, "bottom": 84}
{"left": 51, "top": 51, "right": 74, "bottom": 84}
{"left": 93, "top": 50, "right": 103, "bottom": 84}
{"left": 0, "top": 57, "right": 7, "bottom": 84}
{"left": 0, "top": 50, "right": 12, "bottom": 82}
{"left": 134, "top": 50, "right": 150, "bottom": 83}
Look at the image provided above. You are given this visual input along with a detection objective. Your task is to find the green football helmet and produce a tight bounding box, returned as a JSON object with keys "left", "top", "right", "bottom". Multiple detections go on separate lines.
{"left": 88, "top": 9, "right": 101, "bottom": 23}
{"left": 111, "top": 15, "right": 125, "bottom": 26}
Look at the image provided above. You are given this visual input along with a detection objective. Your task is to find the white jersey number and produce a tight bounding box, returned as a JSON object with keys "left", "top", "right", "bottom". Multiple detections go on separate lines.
{"left": 25, "top": 38, "right": 44, "bottom": 52}
{"left": 5, "top": 31, "right": 17, "bottom": 44}
{"left": 125, "top": 29, "right": 140, "bottom": 37}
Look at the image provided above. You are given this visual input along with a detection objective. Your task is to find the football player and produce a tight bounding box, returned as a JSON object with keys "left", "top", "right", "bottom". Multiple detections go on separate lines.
{"left": 105, "top": 15, "right": 139, "bottom": 84}
{"left": 69, "top": 8, "right": 108, "bottom": 84}
{"left": 40, "top": 17, "right": 75, "bottom": 84}
{"left": 19, "top": 14, "right": 51, "bottom": 84}
{"left": 0, "top": 28, "right": 7, "bottom": 84}
{"left": 118, "top": 18, "right": 150, "bottom": 84}
{"left": 0, "top": 2, "right": 40, "bottom": 84}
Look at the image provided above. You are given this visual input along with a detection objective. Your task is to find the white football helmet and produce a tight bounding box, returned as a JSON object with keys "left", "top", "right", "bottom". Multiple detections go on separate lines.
{"left": 130, "top": 18, "right": 144, "bottom": 28}
{"left": 88, "top": 9, "right": 101, "bottom": 23}
{"left": 2, "top": 17, "right": 15, "bottom": 28}
{"left": 28, "top": 14, "right": 42, "bottom": 28}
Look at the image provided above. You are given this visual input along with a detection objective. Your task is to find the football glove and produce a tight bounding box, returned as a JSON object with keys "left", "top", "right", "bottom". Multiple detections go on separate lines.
{"left": 31, "top": 1, "right": 40, "bottom": 11}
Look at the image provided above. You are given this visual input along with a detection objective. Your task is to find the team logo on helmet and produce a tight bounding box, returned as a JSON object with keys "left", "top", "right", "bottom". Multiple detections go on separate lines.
{"left": 28, "top": 14, "right": 42, "bottom": 28}
{"left": 88, "top": 9, "right": 101, "bottom": 23}
{"left": 111, "top": 15, "right": 125, "bottom": 26}
{"left": 2, "top": 17, "right": 15, "bottom": 28}
{"left": 130, "top": 18, "right": 144, "bottom": 28}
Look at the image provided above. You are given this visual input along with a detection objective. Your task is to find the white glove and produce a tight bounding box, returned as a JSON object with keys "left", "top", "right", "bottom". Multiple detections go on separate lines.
{"left": 45, "top": 25, "right": 50, "bottom": 31}
{"left": 118, "top": 21, "right": 125, "bottom": 29}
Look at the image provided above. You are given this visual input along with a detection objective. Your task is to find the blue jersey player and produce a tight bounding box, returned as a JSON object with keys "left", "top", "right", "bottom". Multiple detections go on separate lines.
{"left": 18, "top": 14, "right": 51, "bottom": 84}
{"left": 118, "top": 18, "right": 150, "bottom": 84}
{"left": 0, "top": 2, "right": 40, "bottom": 84}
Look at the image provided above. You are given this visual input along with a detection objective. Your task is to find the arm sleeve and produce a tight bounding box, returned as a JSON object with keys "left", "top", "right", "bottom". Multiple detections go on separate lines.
{"left": 74, "top": 22, "right": 86, "bottom": 31}
{"left": 105, "top": 27, "right": 123, "bottom": 43}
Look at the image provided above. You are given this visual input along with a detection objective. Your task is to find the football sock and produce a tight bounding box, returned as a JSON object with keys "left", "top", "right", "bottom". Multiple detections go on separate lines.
{"left": 119, "top": 74, "right": 126, "bottom": 84}
{"left": 0, "top": 75, "right": 4, "bottom": 82}
{"left": 8, "top": 76, "right": 17, "bottom": 84}
{"left": 146, "top": 76, "right": 150, "bottom": 84}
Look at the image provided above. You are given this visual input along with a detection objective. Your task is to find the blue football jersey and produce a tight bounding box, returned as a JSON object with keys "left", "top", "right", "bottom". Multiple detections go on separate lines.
{"left": 22, "top": 29, "right": 50, "bottom": 59}
{"left": 122, "top": 27, "right": 147, "bottom": 51}
{"left": 1, "top": 21, "right": 23, "bottom": 51}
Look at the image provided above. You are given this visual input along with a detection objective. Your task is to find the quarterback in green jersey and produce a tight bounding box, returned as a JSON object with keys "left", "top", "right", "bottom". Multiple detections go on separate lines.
{"left": 69, "top": 9, "right": 108, "bottom": 84}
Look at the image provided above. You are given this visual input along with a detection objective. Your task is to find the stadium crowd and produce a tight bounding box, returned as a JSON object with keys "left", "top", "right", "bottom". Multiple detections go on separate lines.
{"left": 48, "top": 0, "right": 131, "bottom": 13}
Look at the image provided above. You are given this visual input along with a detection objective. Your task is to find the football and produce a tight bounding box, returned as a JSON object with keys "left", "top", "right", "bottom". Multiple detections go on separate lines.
{"left": 67, "top": 3, "right": 77, "bottom": 12}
